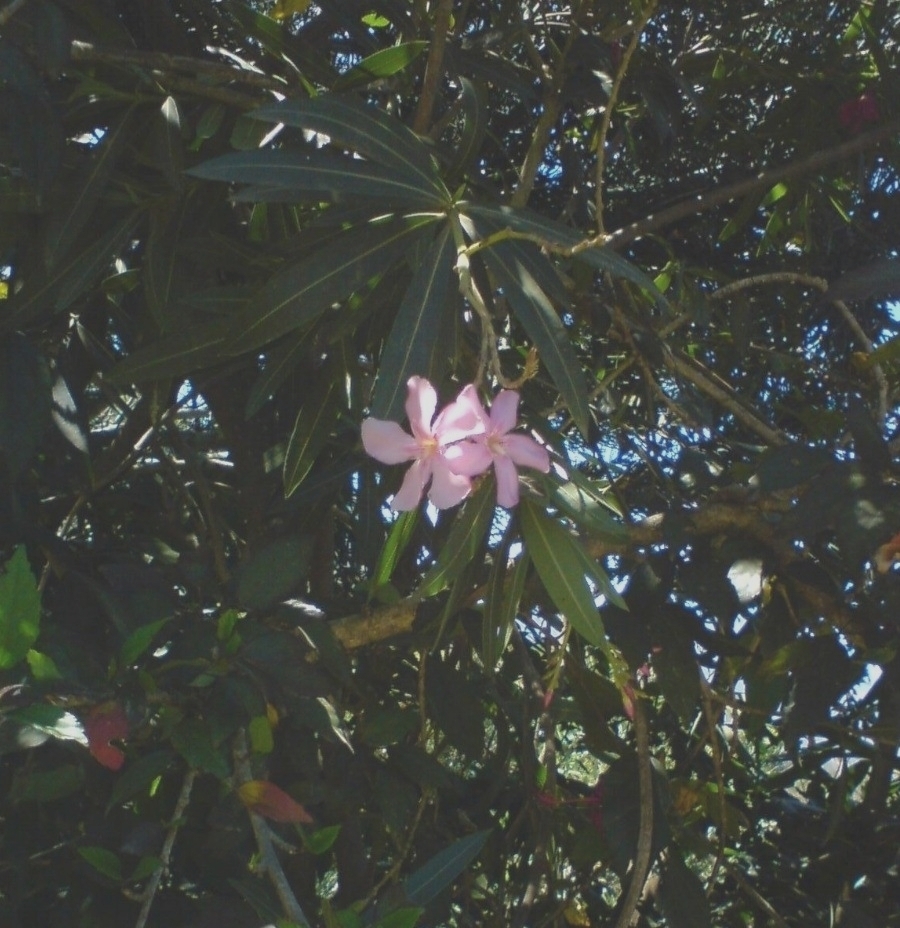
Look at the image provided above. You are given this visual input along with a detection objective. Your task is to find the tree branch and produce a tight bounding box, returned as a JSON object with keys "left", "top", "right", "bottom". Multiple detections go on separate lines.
{"left": 134, "top": 768, "right": 197, "bottom": 928}
{"left": 615, "top": 696, "right": 653, "bottom": 928}
{"left": 232, "top": 730, "right": 311, "bottom": 927}
{"left": 595, "top": 0, "right": 658, "bottom": 234}
{"left": 579, "top": 117, "right": 900, "bottom": 251}
{"left": 411, "top": 0, "right": 455, "bottom": 134}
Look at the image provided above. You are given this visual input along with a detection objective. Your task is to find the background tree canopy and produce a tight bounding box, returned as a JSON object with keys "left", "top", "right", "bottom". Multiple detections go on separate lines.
{"left": 1, "top": 0, "right": 898, "bottom": 925}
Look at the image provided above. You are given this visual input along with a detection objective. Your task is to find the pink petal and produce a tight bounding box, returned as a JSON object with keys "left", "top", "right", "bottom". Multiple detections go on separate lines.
{"left": 443, "top": 440, "right": 493, "bottom": 477}
{"left": 362, "top": 419, "right": 418, "bottom": 464}
{"left": 391, "top": 458, "right": 431, "bottom": 511}
{"left": 503, "top": 433, "right": 550, "bottom": 473}
{"left": 494, "top": 454, "right": 521, "bottom": 508}
{"left": 434, "top": 384, "right": 486, "bottom": 445}
{"left": 405, "top": 376, "right": 437, "bottom": 440}
{"left": 489, "top": 390, "right": 520, "bottom": 434}
{"left": 428, "top": 457, "right": 473, "bottom": 509}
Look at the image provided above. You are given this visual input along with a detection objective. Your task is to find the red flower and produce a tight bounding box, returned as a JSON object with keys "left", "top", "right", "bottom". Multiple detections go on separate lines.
{"left": 838, "top": 92, "right": 880, "bottom": 134}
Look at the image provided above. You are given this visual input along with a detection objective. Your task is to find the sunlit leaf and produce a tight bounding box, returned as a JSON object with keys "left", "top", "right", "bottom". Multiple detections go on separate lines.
{"left": 370, "top": 223, "right": 456, "bottom": 420}
{"left": 0, "top": 547, "right": 41, "bottom": 669}
{"left": 334, "top": 42, "right": 429, "bottom": 91}
{"left": 520, "top": 499, "right": 605, "bottom": 645}
{"left": 249, "top": 96, "right": 445, "bottom": 200}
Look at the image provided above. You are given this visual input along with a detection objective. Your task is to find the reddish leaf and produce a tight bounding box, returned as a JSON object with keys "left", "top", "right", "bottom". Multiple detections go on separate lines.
{"left": 874, "top": 531, "right": 900, "bottom": 574}
{"left": 84, "top": 702, "right": 128, "bottom": 771}
{"left": 237, "top": 780, "right": 314, "bottom": 823}
{"left": 838, "top": 91, "right": 880, "bottom": 133}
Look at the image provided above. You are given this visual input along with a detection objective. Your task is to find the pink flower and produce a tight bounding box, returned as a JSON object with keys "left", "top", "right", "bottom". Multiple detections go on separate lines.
{"left": 361, "top": 376, "right": 484, "bottom": 511}
{"left": 445, "top": 390, "right": 550, "bottom": 508}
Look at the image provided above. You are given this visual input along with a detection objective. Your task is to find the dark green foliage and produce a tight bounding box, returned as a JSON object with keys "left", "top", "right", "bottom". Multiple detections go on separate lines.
{"left": 0, "top": 1, "right": 899, "bottom": 927}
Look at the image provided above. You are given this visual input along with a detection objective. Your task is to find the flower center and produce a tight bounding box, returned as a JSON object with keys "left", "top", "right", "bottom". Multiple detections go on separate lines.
{"left": 487, "top": 432, "right": 506, "bottom": 456}
{"left": 420, "top": 436, "right": 439, "bottom": 458}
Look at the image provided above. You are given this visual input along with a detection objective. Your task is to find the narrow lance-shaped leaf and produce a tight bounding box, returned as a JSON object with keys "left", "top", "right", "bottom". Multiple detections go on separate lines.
{"left": 283, "top": 379, "right": 340, "bottom": 496}
{"left": 45, "top": 106, "right": 138, "bottom": 267}
{"left": 483, "top": 524, "right": 529, "bottom": 670}
{"left": 145, "top": 195, "right": 193, "bottom": 333}
{"left": 372, "top": 509, "right": 419, "bottom": 593}
{"left": 417, "top": 478, "right": 495, "bottom": 599}
{"left": 249, "top": 96, "right": 446, "bottom": 201}
{"left": 187, "top": 148, "right": 448, "bottom": 208}
{"left": 245, "top": 331, "right": 310, "bottom": 419}
{"left": 519, "top": 499, "right": 605, "bottom": 646}
{"left": 403, "top": 830, "right": 490, "bottom": 907}
{"left": 7, "top": 212, "right": 140, "bottom": 327}
{"left": 227, "top": 215, "right": 437, "bottom": 355}
{"left": 461, "top": 201, "right": 667, "bottom": 302}
{"left": 107, "top": 319, "right": 230, "bottom": 385}
{"left": 482, "top": 242, "right": 591, "bottom": 436}
{"left": 371, "top": 223, "right": 455, "bottom": 421}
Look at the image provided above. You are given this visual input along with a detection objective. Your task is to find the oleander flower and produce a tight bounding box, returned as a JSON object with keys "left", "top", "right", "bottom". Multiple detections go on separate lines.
{"left": 361, "top": 376, "right": 485, "bottom": 511}
{"left": 444, "top": 389, "right": 550, "bottom": 507}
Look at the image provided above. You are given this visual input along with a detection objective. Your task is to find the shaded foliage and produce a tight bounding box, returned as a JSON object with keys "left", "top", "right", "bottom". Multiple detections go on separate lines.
{"left": 0, "top": 1, "right": 899, "bottom": 926}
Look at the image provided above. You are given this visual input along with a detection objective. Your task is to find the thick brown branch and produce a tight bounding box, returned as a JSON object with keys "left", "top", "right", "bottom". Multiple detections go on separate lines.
{"left": 411, "top": 0, "right": 455, "bottom": 134}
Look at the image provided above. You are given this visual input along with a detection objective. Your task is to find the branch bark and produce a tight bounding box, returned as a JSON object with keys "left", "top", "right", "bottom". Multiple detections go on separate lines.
{"left": 590, "top": 117, "right": 900, "bottom": 251}
{"left": 411, "top": 0, "right": 455, "bottom": 134}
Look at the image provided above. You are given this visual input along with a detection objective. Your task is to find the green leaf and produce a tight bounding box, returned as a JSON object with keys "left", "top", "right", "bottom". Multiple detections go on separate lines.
{"left": 545, "top": 477, "right": 629, "bottom": 542}
{"left": 26, "top": 649, "right": 62, "bottom": 681}
{"left": 375, "top": 909, "right": 424, "bottom": 928}
{"left": 170, "top": 719, "right": 231, "bottom": 778}
{"left": 248, "top": 714, "right": 274, "bottom": 754}
{"left": 120, "top": 618, "right": 170, "bottom": 667}
{"left": 78, "top": 846, "right": 123, "bottom": 883}
{"left": 372, "top": 509, "right": 419, "bottom": 592}
{"left": 107, "top": 320, "right": 230, "bottom": 385}
{"left": 334, "top": 41, "right": 429, "bottom": 91}
{"left": 187, "top": 148, "right": 447, "bottom": 209}
{"left": 249, "top": 96, "right": 445, "bottom": 201}
{"left": 245, "top": 332, "right": 310, "bottom": 418}
{"left": 301, "top": 823, "right": 341, "bottom": 855}
{"left": 371, "top": 223, "right": 456, "bottom": 420}
{"left": 107, "top": 750, "right": 175, "bottom": 809}
{"left": 0, "top": 547, "right": 41, "bottom": 669}
{"left": 447, "top": 77, "right": 489, "bottom": 181}
{"left": 11, "top": 763, "right": 84, "bottom": 803}
{"left": 461, "top": 202, "right": 665, "bottom": 300}
{"left": 151, "top": 95, "right": 185, "bottom": 191}
{"left": 403, "top": 830, "right": 490, "bottom": 907}
{"left": 482, "top": 243, "right": 590, "bottom": 436}
{"left": 417, "top": 479, "right": 495, "bottom": 598}
{"left": 483, "top": 523, "right": 528, "bottom": 670}
{"left": 129, "top": 855, "right": 163, "bottom": 883}
{"left": 284, "top": 379, "right": 340, "bottom": 496}
{"left": 519, "top": 500, "right": 604, "bottom": 645}
{"left": 45, "top": 107, "right": 138, "bottom": 267}
{"left": 145, "top": 196, "right": 193, "bottom": 333}
{"left": 226, "top": 216, "right": 435, "bottom": 354}
{"left": 8, "top": 211, "right": 140, "bottom": 326}
{"left": 0, "top": 334, "right": 53, "bottom": 476}
{"left": 658, "top": 850, "right": 711, "bottom": 928}
{"left": 237, "top": 535, "right": 313, "bottom": 610}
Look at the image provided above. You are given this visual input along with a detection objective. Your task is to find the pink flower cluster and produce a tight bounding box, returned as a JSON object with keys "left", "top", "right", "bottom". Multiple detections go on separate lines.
{"left": 361, "top": 376, "right": 550, "bottom": 511}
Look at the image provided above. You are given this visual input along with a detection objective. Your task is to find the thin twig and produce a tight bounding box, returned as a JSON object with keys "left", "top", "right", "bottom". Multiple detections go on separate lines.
{"left": 510, "top": 1, "right": 587, "bottom": 208}
{"left": 723, "top": 862, "right": 791, "bottom": 928}
{"left": 615, "top": 696, "right": 653, "bottom": 928}
{"left": 233, "top": 730, "right": 311, "bottom": 927}
{"left": 699, "top": 679, "right": 727, "bottom": 895}
{"left": 134, "top": 768, "right": 197, "bottom": 928}
{"left": 411, "top": 0, "right": 455, "bottom": 134}
{"left": 595, "top": 0, "right": 658, "bottom": 234}
{"left": 597, "top": 116, "right": 900, "bottom": 251}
